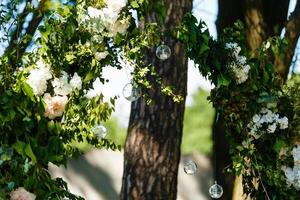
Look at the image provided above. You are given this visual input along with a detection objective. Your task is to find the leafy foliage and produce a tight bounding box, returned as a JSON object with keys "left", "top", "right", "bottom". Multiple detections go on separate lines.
{"left": 177, "top": 14, "right": 300, "bottom": 199}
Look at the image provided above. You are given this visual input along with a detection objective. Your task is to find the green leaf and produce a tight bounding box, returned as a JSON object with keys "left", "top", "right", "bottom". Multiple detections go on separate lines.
{"left": 22, "top": 82, "right": 36, "bottom": 102}
{"left": 25, "top": 144, "right": 37, "bottom": 164}
{"left": 130, "top": 1, "right": 139, "bottom": 8}
{"left": 273, "top": 139, "right": 286, "bottom": 153}
{"left": 217, "top": 74, "right": 231, "bottom": 88}
{"left": 12, "top": 140, "right": 26, "bottom": 158}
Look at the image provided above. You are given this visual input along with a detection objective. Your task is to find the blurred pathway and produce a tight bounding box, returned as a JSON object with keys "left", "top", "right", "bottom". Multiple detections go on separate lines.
{"left": 49, "top": 150, "right": 212, "bottom": 200}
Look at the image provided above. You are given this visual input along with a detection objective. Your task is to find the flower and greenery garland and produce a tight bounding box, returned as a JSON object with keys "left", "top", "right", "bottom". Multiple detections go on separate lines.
{"left": 1, "top": 0, "right": 299, "bottom": 199}
{"left": 177, "top": 14, "right": 300, "bottom": 199}
{"left": 0, "top": 0, "right": 166, "bottom": 199}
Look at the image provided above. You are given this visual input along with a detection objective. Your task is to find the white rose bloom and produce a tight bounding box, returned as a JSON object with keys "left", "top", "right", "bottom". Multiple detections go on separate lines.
{"left": 10, "top": 187, "right": 36, "bottom": 200}
{"left": 101, "top": 7, "right": 120, "bottom": 26}
{"left": 107, "top": 18, "right": 130, "bottom": 36}
{"left": 70, "top": 72, "right": 82, "bottom": 90}
{"left": 278, "top": 116, "right": 288, "bottom": 129}
{"left": 267, "top": 123, "right": 277, "bottom": 133}
{"left": 26, "top": 60, "right": 52, "bottom": 96}
{"left": 106, "top": 0, "right": 127, "bottom": 14}
{"left": 52, "top": 71, "right": 72, "bottom": 96}
{"left": 43, "top": 93, "right": 68, "bottom": 119}
{"left": 85, "top": 78, "right": 103, "bottom": 99}
{"left": 87, "top": 7, "right": 102, "bottom": 18}
{"left": 95, "top": 51, "right": 109, "bottom": 61}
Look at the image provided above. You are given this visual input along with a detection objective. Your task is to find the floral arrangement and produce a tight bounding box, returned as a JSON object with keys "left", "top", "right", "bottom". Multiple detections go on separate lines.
{"left": 177, "top": 14, "right": 300, "bottom": 198}
{"left": 1, "top": 0, "right": 299, "bottom": 199}
{"left": 0, "top": 0, "right": 157, "bottom": 199}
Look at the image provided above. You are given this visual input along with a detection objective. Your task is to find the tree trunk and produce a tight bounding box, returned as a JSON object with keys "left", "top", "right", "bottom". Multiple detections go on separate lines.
{"left": 120, "top": 0, "right": 192, "bottom": 199}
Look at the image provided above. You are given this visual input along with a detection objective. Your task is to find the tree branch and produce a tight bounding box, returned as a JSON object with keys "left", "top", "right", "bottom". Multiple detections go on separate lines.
{"left": 4, "top": 1, "right": 32, "bottom": 56}
{"left": 275, "top": 0, "right": 300, "bottom": 81}
{"left": 5, "top": 0, "right": 48, "bottom": 61}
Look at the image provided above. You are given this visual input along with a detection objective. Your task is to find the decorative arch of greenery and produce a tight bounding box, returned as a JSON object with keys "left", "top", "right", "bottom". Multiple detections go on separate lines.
{"left": 176, "top": 14, "right": 300, "bottom": 199}
{"left": 0, "top": 0, "right": 299, "bottom": 199}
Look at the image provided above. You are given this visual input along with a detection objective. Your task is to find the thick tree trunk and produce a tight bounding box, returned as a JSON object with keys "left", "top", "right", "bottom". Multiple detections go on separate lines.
{"left": 120, "top": 0, "right": 192, "bottom": 199}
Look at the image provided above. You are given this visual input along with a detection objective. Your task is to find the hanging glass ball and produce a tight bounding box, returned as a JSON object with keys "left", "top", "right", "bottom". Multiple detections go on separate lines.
{"left": 156, "top": 44, "right": 171, "bottom": 60}
{"left": 92, "top": 125, "right": 107, "bottom": 139}
{"left": 209, "top": 181, "right": 223, "bottom": 199}
{"left": 183, "top": 160, "right": 198, "bottom": 175}
{"left": 122, "top": 83, "right": 141, "bottom": 102}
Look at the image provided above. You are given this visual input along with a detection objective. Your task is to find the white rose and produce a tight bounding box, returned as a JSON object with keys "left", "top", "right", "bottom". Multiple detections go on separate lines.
{"left": 26, "top": 60, "right": 52, "bottom": 96}
{"left": 43, "top": 93, "right": 68, "bottom": 119}
{"left": 85, "top": 78, "right": 102, "bottom": 99}
{"left": 10, "top": 187, "right": 36, "bottom": 200}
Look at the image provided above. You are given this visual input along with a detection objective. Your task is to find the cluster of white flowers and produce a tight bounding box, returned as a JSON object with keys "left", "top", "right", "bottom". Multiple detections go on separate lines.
{"left": 85, "top": 78, "right": 103, "bottom": 99}
{"left": 10, "top": 187, "right": 36, "bottom": 200}
{"left": 282, "top": 145, "right": 300, "bottom": 190}
{"left": 26, "top": 61, "right": 83, "bottom": 119}
{"left": 247, "top": 108, "right": 288, "bottom": 139}
{"left": 26, "top": 60, "right": 52, "bottom": 96}
{"left": 51, "top": 71, "right": 82, "bottom": 96}
{"left": 80, "top": 0, "right": 130, "bottom": 37}
{"left": 225, "top": 42, "right": 251, "bottom": 84}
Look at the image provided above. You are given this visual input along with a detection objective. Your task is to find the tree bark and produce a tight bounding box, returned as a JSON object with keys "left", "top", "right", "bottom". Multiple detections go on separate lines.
{"left": 120, "top": 0, "right": 192, "bottom": 199}
{"left": 275, "top": 0, "right": 300, "bottom": 81}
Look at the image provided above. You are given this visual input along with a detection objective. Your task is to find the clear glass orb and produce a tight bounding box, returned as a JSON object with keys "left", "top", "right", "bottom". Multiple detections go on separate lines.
{"left": 92, "top": 125, "right": 107, "bottom": 139}
{"left": 156, "top": 44, "right": 171, "bottom": 60}
{"left": 122, "top": 83, "right": 141, "bottom": 102}
{"left": 183, "top": 160, "right": 198, "bottom": 175}
{"left": 209, "top": 181, "right": 223, "bottom": 199}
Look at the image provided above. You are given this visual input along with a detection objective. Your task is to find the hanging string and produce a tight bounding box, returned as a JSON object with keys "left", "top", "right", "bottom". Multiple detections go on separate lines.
{"left": 214, "top": 111, "right": 220, "bottom": 181}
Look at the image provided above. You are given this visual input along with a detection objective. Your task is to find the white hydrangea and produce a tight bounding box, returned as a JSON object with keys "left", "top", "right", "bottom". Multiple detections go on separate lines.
{"left": 85, "top": 78, "right": 103, "bottom": 99}
{"left": 225, "top": 42, "right": 250, "bottom": 84}
{"left": 247, "top": 108, "right": 289, "bottom": 138}
{"left": 10, "top": 187, "right": 36, "bottom": 200}
{"left": 26, "top": 60, "right": 52, "bottom": 96}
